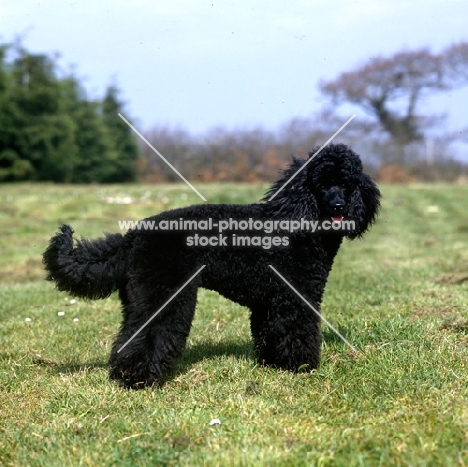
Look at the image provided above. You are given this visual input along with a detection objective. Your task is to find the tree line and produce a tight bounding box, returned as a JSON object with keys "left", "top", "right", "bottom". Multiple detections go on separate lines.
{"left": 140, "top": 115, "right": 468, "bottom": 184}
{"left": 1, "top": 41, "right": 467, "bottom": 184}
{"left": 0, "top": 42, "right": 139, "bottom": 182}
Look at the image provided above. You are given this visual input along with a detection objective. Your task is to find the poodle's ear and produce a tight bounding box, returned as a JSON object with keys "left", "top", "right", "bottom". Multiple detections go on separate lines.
{"left": 346, "top": 172, "right": 381, "bottom": 239}
{"left": 263, "top": 158, "right": 320, "bottom": 222}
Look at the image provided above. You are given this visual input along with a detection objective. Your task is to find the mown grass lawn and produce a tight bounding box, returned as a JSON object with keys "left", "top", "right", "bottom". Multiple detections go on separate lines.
{"left": 0, "top": 181, "right": 468, "bottom": 466}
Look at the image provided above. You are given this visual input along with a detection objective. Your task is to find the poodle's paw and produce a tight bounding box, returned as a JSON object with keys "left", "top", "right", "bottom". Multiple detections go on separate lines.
{"left": 255, "top": 335, "right": 321, "bottom": 373}
{"left": 109, "top": 364, "right": 163, "bottom": 390}
{"left": 258, "top": 355, "right": 319, "bottom": 373}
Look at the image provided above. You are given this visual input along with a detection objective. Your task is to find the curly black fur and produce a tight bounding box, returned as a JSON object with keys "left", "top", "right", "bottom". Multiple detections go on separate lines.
{"left": 43, "top": 143, "right": 380, "bottom": 389}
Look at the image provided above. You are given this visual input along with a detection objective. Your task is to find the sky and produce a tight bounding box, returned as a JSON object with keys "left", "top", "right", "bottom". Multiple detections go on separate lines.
{"left": 1, "top": 0, "right": 468, "bottom": 142}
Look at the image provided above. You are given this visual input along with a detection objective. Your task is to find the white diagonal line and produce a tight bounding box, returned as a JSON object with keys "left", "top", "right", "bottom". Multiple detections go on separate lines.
{"left": 117, "top": 265, "right": 206, "bottom": 353}
{"left": 268, "top": 114, "right": 356, "bottom": 201}
{"left": 269, "top": 265, "right": 357, "bottom": 352}
{"left": 118, "top": 113, "right": 207, "bottom": 202}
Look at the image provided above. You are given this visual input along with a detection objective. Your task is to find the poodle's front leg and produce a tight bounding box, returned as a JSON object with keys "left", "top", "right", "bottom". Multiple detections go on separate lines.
{"left": 109, "top": 285, "right": 198, "bottom": 389}
{"left": 250, "top": 301, "right": 322, "bottom": 372}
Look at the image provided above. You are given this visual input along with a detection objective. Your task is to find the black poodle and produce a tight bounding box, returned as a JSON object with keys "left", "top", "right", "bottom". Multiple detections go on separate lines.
{"left": 43, "top": 143, "right": 380, "bottom": 388}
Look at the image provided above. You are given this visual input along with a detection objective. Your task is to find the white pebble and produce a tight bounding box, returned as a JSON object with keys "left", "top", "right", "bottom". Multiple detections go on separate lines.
{"left": 73, "top": 318, "right": 79, "bottom": 322}
{"left": 58, "top": 311, "right": 65, "bottom": 316}
{"left": 69, "top": 299, "right": 77, "bottom": 304}
{"left": 25, "top": 318, "right": 32, "bottom": 322}
{"left": 209, "top": 418, "right": 221, "bottom": 426}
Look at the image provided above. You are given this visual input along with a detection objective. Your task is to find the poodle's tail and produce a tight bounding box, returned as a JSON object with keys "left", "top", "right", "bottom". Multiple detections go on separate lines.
{"left": 43, "top": 224, "right": 127, "bottom": 300}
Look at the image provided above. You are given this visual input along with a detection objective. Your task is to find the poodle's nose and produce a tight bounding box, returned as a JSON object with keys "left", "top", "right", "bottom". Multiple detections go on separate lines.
{"left": 333, "top": 203, "right": 344, "bottom": 214}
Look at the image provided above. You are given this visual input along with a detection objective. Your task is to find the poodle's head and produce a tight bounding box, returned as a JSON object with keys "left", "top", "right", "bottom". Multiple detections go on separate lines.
{"left": 264, "top": 143, "right": 381, "bottom": 239}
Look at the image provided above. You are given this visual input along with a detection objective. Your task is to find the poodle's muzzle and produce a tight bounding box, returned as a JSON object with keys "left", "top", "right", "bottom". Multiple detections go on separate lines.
{"left": 322, "top": 186, "right": 346, "bottom": 222}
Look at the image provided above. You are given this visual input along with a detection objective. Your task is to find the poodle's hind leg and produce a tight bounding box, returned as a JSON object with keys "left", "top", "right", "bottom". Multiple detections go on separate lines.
{"left": 250, "top": 301, "right": 322, "bottom": 372}
{"left": 109, "top": 284, "right": 198, "bottom": 389}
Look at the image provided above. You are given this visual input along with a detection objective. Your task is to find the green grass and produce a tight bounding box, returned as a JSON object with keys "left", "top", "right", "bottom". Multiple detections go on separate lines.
{"left": 1, "top": 182, "right": 468, "bottom": 466}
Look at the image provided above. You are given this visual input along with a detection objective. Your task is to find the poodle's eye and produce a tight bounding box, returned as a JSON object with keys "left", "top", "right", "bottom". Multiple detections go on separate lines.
{"left": 324, "top": 179, "right": 346, "bottom": 190}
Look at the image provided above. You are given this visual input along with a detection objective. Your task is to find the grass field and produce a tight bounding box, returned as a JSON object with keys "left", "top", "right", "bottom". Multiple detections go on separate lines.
{"left": 1, "top": 181, "right": 468, "bottom": 466}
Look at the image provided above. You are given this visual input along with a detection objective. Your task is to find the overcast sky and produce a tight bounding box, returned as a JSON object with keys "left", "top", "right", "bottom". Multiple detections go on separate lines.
{"left": 1, "top": 0, "right": 468, "bottom": 139}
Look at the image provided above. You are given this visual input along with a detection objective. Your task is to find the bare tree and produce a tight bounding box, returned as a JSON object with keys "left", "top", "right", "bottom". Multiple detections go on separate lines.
{"left": 320, "top": 42, "right": 468, "bottom": 145}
